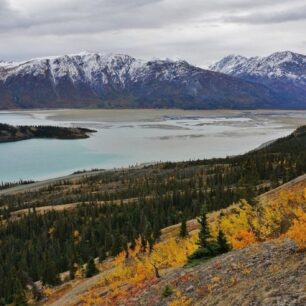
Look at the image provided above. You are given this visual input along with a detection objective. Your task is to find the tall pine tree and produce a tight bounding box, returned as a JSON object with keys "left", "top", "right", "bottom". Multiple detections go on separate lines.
{"left": 179, "top": 217, "right": 188, "bottom": 238}
{"left": 217, "top": 230, "right": 231, "bottom": 253}
{"left": 85, "top": 258, "right": 99, "bottom": 278}
{"left": 197, "top": 205, "right": 210, "bottom": 247}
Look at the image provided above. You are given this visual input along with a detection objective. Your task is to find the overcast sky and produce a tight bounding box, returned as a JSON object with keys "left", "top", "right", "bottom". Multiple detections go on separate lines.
{"left": 0, "top": 0, "right": 305, "bottom": 66}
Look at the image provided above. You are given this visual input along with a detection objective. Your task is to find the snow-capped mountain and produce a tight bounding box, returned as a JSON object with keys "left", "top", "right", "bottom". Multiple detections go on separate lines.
{"left": 210, "top": 51, "right": 306, "bottom": 107}
{"left": 0, "top": 51, "right": 296, "bottom": 109}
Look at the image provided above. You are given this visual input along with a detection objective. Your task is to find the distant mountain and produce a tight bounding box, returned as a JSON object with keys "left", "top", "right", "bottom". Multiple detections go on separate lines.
{"left": 0, "top": 52, "right": 284, "bottom": 109}
{"left": 210, "top": 51, "right": 306, "bottom": 108}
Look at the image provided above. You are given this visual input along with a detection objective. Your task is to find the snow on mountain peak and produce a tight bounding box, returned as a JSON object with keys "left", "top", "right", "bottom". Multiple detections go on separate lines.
{"left": 209, "top": 54, "right": 248, "bottom": 74}
{"left": 0, "top": 52, "right": 196, "bottom": 87}
{"left": 210, "top": 51, "right": 306, "bottom": 82}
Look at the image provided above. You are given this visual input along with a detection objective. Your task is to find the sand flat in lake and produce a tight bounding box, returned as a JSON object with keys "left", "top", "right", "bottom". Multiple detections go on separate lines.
{"left": 45, "top": 109, "right": 242, "bottom": 122}
{"left": 40, "top": 109, "right": 306, "bottom": 127}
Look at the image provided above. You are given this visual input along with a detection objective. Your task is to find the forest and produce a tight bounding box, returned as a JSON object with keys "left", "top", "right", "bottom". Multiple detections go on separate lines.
{"left": 0, "top": 125, "right": 305, "bottom": 304}
{"left": 0, "top": 123, "right": 96, "bottom": 143}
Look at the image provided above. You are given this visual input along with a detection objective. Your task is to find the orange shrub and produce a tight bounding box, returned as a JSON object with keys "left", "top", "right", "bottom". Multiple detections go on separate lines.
{"left": 286, "top": 208, "right": 306, "bottom": 250}
{"left": 230, "top": 229, "right": 257, "bottom": 249}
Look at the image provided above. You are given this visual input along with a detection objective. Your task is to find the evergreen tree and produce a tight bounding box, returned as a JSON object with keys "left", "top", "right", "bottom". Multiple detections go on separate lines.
{"left": 42, "top": 257, "right": 60, "bottom": 286}
{"left": 145, "top": 224, "right": 154, "bottom": 253}
{"left": 217, "top": 230, "right": 231, "bottom": 253}
{"left": 197, "top": 205, "right": 210, "bottom": 247}
{"left": 98, "top": 248, "right": 107, "bottom": 263}
{"left": 140, "top": 235, "right": 147, "bottom": 252}
{"left": 13, "top": 280, "right": 28, "bottom": 306}
{"left": 188, "top": 205, "right": 218, "bottom": 260}
{"left": 179, "top": 218, "right": 188, "bottom": 238}
{"left": 69, "top": 263, "right": 76, "bottom": 280}
{"left": 85, "top": 258, "right": 98, "bottom": 278}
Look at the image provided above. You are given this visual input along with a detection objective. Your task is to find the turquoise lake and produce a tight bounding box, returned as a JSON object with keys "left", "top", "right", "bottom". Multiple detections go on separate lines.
{"left": 1, "top": 109, "right": 306, "bottom": 183}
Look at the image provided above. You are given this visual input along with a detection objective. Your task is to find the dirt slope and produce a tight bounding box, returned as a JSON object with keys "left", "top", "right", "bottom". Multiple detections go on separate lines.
{"left": 134, "top": 239, "right": 305, "bottom": 306}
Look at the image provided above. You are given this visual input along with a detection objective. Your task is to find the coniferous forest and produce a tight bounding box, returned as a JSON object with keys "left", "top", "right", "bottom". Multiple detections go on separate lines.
{"left": 0, "top": 126, "right": 306, "bottom": 304}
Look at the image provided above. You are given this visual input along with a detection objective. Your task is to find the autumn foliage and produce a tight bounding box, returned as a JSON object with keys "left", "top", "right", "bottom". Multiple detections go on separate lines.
{"left": 211, "top": 187, "right": 306, "bottom": 250}
{"left": 79, "top": 235, "right": 197, "bottom": 305}
{"left": 286, "top": 208, "right": 306, "bottom": 250}
{"left": 69, "top": 186, "right": 306, "bottom": 305}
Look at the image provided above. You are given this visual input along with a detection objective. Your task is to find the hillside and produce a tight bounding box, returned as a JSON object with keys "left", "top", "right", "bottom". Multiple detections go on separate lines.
{"left": 0, "top": 123, "right": 96, "bottom": 142}
{"left": 0, "top": 52, "right": 284, "bottom": 109}
{"left": 43, "top": 173, "right": 306, "bottom": 306}
{"left": 210, "top": 51, "right": 306, "bottom": 108}
{"left": 132, "top": 240, "right": 305, "bottom": 306}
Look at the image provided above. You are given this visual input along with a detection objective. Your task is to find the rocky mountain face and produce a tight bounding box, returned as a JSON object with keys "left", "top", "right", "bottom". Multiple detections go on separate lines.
{"left": 0, "top": 52, "right": 283, "bottom": 109}
{"left": 210, "top": 51, "right": 306, "bottom": 108}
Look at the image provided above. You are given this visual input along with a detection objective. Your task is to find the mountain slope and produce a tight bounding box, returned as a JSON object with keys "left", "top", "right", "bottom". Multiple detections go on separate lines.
{"left": 0, "top": 52, "right": 283, "bottom": 109}
{"left": 45, "top": 173, "right": 306, "bottom": 306}
{"left": 210, "top": 51, "right": 306, "bottom": 108}
{"left": 134, "top": 240, "right": 305, "bottom": 306}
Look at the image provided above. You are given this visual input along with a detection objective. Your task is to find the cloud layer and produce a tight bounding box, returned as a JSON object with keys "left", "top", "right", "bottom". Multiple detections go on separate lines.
{"left": 0, "top": 0, "right": 305, "bottom": 66}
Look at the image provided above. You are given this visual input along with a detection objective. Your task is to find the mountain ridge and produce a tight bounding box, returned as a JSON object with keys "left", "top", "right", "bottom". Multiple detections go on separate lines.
{"left": 0, "top": 52, "right": 289, "bottom": 110}
{"left": 210, "top": 50, "right": 306, "bottom": 108}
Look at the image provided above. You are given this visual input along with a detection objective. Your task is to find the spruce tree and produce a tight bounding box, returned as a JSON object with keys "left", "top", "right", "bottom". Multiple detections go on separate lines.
{"left": 179, "top": 218, "right": 188, "bottom": 238}
{"left": 140, "top": 235, "right": 147, "bottom": 252}
{"left": 217, "top": 230, "right": 231, "bottom": 253}
{"left": 145, "top": 224, "right": 154, "bottom": 253}
{"left": 85, "top": 258, "right": 99, "bottom": 278}
{"left": 189, "top": 205, "right": 218, "bottom": 260}
{"left": 69, "top": 263, "right": 76, "bottom": 280}
{"left": 197, "top": 205, "right": 210, "bottom": 247}
{"left": 42, "top": 256, "right": 60, "bottom": 286}
{"left": 13, "top": 280, "right": 28, "bottom": 306}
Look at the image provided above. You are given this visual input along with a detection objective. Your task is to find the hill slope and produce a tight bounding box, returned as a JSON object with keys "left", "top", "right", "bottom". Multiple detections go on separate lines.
{"left": 134, "top": 240, "right": 305, "bottom": 306}
{"left": 0, "top": 52, "right": 283, "bottom": 109}
{"left": 45, "top": 174, "right": 306, "bottom": 306}
{"left": 210, "top": 51, "right": 306, "bottom": 108}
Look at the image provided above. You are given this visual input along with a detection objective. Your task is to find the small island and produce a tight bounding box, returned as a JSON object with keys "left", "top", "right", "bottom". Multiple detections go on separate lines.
{"left": 0, "top": 123, "right": 96, "bottom": 143}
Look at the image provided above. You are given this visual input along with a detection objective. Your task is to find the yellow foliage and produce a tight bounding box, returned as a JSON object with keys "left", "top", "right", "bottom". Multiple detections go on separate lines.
{"left": 42, "top": 287, "right": 52, "bottom": 297}
{"left": 286, "top": 208, "right": 306, "bottom": 250}
{"left": 212, "top": 188, "right": 306, "bottom": 249}
{"left": 48, "top": 227, "right": 56, "bottom": 239}
{"left": 150, "top": 235, "right": 197, "bottom": 269}
{"left": 303, "top": 187, "right": 306, "bottom": 200}
{"left": 73, "top": 230, "right": 80, "bottom": 238}
{"left": 218, "top": 200, "right": 254, "bottom": 237}
{"left": 168, "top": 296, "right": 193, "bottom": 306}
{"left": 74, "top": 265, "right": 85, "bottom": 279}
{"left": 80, "top": 234, "right": 198, "bottom": 305}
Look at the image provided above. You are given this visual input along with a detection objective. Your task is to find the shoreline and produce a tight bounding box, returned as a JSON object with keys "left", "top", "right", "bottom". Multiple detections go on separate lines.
{"left": 0, "top": 162, "right": 157, "bottom": 196}
{"left": 1, "top": 109, "right": 306, "bottom": 188}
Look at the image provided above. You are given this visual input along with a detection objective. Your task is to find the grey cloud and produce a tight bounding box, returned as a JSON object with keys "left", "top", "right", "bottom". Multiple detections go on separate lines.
{"left": 0, "top": 0, "right": 305, "bottom": 64}
{"left": 2, "top": 0, "right": 305, "bottom": 34}
{"left": 224, "top": 5, "right": 306, "bottom": 24}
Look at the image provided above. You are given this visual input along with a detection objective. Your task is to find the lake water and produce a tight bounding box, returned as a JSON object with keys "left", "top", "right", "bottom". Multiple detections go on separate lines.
{"left": 1, "top": 109, "right": 306, "bottom": 183}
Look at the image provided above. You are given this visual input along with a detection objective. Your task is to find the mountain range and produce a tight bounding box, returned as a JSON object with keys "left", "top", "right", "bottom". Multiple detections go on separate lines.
{"left": 0, "top": 51, "right": 305, "bottom": 109}
{"left": 210, "top": 51, "right": 306, "bottom": 108}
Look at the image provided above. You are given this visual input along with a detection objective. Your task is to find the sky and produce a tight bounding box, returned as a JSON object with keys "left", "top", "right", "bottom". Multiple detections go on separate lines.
{"left": 0, "top": 0, "right": 305, "bottom": 67}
